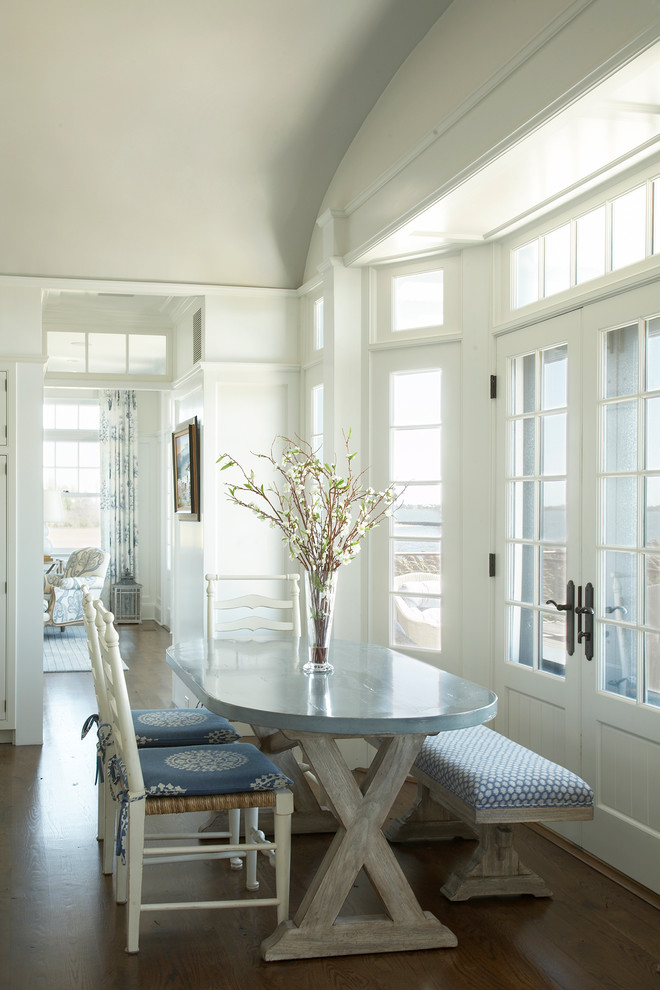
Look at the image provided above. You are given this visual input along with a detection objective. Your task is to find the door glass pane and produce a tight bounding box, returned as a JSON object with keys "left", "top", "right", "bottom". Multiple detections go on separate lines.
{"left": 511, "top": 418, "right": 535, "bottom": 476}
{"left": 646, "top": 397, "right": 660, "bottom": 470}
{"left": 605, "top": 325, "right": 638, "bottom": 398}
{"left": 541, "top": 413, "right": 566, "bottom": 475}
{"left": 645, "top": 631, "right": 660, "bottom": 707}
{"left": 603, "top": 550, "right": 637, "bottom": 624}
{"left": 511, "top": 353, "right": 536, "bottom": 414}
{"left": 509, "top": 606, "right": 534, "bottom": 666}
{"left": 646, "top": 477, "right": 660, "bottom": 547}
{"left": 604, "top": 401, "right": 637, "bottom": 472}
{"left": 603, "top": 623, "right": 636, "bottom": 698}
{"left": 393, "top": 539, "right": 441, "bottom": 578}
{"left": 511, "top": 481, "right": 535, "bottom": 540}
{"left": 393, "top": 485, "right": 441, "bottom": 538}
{"left": 645, "top": 554, "right": 660, "bottom": 626}
{"left": 541, "top": 480, "right": 566, "bottom": 542}
{"left": 541, "top": 545, "right": 566, "bottom": 605}
{"left": 647, "top": 318, "right": 660, "bottom": 391}
{"left": 510, "top": 543, "right": 535, "bottom": 604}
{"left": 392, "top": 371, "right": 441, "bottom": 425}
{"left": 541, "top": 611, "right": 565, "bottom": 673}
{"left": 392, "top": 427, "right": 440, "bottom": 480}
{"left": 541, "top": 345, "right": 567, "bottom": 409}
{"left": 603, "top": 477, "right": 637, "bottom": 546}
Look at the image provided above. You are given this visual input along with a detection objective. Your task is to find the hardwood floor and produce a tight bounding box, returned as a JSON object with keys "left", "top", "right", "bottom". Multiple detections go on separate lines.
{"left": 2, "top": 623, "right": 659, "bottom": 989}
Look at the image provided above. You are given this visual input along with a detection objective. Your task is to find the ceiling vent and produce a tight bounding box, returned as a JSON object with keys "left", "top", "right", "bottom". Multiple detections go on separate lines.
{"left": 193, "top": 308, "right": 202, "bottom": 364}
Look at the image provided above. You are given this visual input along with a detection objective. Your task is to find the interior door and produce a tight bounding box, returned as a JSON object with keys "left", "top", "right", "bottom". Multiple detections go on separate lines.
{"left": 496, "top": 289, "right": 660, "bottom": 893}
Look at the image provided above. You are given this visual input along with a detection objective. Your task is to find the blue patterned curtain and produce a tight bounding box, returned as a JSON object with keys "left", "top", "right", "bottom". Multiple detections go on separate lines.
{"left": 100, "top": 391, "right": 139, "bottom": 593}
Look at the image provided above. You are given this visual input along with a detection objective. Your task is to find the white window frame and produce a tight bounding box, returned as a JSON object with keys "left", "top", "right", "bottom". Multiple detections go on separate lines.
{"left": 371, "top": 254, "right": 462, "bottom": 344}
{"left": 498, "top": 160, "right": 660, "bottom": 324}
{"left": 43, "top": 394, "right": 102, "bottom": 552}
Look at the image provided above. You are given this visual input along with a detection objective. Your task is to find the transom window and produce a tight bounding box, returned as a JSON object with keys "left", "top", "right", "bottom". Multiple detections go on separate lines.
{"left": 393, "top": 270, "right": 444, "bottom": 331}
{"left": 513, "top": 177, "right": 660, "bottom": 309}
{"left": 47, "top": 331, "right": 167, "bottom": 376}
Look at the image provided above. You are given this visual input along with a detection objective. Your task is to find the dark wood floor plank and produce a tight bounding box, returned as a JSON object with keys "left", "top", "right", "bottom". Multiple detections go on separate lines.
{"left": 1, "top": 623, "right": 659, "bottom": 989}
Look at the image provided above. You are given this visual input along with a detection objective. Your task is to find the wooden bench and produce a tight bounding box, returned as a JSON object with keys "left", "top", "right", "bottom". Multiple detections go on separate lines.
{"left": 386, "top": 724, "right": 594, "bottom": 900}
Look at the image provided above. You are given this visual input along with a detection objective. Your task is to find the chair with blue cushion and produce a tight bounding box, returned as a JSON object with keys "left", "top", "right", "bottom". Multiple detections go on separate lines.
{"left": 94, "top": 597, "right": 294, "bottom": 955}
{"left": 81, "top": 587, "right": 244, "bottom": 877}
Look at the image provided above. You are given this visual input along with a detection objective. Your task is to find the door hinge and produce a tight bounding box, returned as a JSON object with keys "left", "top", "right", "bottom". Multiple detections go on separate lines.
{"left": 490, "top": 375, "right": 497, "bottom": 399}
{"left": 488, "top": 553, "right": 496, "bottom": 577}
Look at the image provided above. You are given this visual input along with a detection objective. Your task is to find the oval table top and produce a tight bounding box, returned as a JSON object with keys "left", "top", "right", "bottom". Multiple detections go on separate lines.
{"left": 166, "top": 635, "right": 497, "bottom": 737}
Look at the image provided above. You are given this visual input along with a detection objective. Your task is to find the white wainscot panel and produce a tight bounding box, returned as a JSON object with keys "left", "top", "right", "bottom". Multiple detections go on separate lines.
{"left": 599, "top": 723, "right": 660, "bottom": 834}
{"left": 505, "top": 688, "right": 567, "bottom": 766}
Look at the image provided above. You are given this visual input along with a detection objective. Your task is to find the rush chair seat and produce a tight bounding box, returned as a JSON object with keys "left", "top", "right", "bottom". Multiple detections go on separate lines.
{"left": 94, "top": 598, "right": 294, "bottom": 955}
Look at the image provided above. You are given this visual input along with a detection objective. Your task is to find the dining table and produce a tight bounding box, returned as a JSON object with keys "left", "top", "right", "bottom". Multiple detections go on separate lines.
{"left": 166, "top": 634, "right": 497, "bottom": 961}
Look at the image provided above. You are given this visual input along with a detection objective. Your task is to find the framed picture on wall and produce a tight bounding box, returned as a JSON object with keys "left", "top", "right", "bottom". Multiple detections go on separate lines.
{"left": 172, "top": 417, "right": 200, "bottom": 521}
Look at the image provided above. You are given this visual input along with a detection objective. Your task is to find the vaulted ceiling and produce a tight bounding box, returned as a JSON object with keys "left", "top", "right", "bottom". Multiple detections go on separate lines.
{"left": 1, "top": 0, "right": 449, "bottom": 291}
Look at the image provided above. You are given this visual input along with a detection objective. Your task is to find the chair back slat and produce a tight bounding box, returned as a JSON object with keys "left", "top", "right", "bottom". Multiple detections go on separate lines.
{"left": 94, "top": 599, "right": 145, "bottom": 798}
{"left": 205, "top": 574, "right": 301, "bottom": 638}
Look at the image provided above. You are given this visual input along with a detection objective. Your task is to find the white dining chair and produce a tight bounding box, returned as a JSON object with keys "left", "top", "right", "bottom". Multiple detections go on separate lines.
{"left": 80, "top": 586, "right": 244, "bottom": 877}
{"left": 205, "top": 573, "right": 301, "bottom": 638}
{"left": 204, "top": 573, "right": 329, "bottom": 821}
{"left": 94, "top": 597, "right": 294, "bottom": 954}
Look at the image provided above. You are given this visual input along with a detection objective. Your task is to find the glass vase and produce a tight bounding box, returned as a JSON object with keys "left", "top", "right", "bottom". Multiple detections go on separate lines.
{"left": 303, "top": 569, "right": 338, "bottom": 673}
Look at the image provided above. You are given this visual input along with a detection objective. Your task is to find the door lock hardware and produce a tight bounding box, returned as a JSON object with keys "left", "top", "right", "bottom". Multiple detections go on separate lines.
{"left": 576, "top": 582, "right": 594, "bottom": 661}
{"left": 546, "top": 579, "right": 575, "bottom": 656}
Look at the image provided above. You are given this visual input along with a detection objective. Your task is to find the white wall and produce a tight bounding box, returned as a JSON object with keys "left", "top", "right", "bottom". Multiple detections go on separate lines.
{"left": 0, "top": 286, "right": 46, "bottom": 744}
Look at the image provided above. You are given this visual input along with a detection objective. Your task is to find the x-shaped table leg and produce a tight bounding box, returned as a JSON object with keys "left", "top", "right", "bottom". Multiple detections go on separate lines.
{"left": 262, "top": 731, "right": 457, "bottom": 960}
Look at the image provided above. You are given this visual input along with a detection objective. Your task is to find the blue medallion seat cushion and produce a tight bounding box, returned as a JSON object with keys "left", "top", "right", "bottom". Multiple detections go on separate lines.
{"left": 137, "top": 742, "right": 293, "bottom": 797}
{"left": 132, "top": 708, "right": 240, "bottom": 747}
{"left": 414, "top": 724, "right": 594, "bottom": 813}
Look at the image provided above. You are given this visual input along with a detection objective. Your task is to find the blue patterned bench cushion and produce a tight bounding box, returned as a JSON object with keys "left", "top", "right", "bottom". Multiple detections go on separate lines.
{"left": 139, "top": 742, "right": 293, "bottom": 797}
{"left": 414, "top": 724, "right": 594, "bottom": 812}
{"left": 132, "top": 708, "right": 240, "bottom": 747}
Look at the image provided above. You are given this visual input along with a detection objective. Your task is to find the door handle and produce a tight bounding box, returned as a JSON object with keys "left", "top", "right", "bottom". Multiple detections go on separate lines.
{"left": 546, "top": 579, "right": 575, "bottom": 656}
{"left": 576, "top": 582, "right": 594, "bottom": 661}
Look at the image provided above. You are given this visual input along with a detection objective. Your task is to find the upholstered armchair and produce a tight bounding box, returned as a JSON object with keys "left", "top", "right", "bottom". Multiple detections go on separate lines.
{"left": 44, "top": 547, "right": 110, "bottom": 631}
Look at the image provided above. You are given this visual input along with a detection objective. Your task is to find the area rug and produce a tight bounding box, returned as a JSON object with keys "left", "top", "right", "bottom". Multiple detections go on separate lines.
{"left": 43, "top": 626, "right": 128, "bottom": 673}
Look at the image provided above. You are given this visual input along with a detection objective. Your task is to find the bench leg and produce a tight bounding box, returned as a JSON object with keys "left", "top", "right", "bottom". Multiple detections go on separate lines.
{"left": 441, "top": 824, "right": 553, "bottom": 901}
{"left": 385, "top": 784, "right": 477, "bottom": 843}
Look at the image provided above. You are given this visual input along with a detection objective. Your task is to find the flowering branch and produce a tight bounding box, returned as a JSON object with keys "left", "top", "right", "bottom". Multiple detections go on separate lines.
{"left": 217, "top": 432, "right": 398, "bottom": 574}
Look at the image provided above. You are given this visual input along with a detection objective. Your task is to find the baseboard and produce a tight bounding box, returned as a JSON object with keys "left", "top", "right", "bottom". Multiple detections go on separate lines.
{"left": 527, "top": 822, "right": 660, "bottom": 911}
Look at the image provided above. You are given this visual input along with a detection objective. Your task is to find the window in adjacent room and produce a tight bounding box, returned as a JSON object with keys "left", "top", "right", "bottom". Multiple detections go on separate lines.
{"left": 43, "top": 398, "right": 101, "bottom": 550}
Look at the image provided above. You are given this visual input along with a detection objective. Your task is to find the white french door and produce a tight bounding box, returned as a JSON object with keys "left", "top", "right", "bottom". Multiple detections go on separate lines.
{"left": 369, "top": 342, "right": 461, "bottom": 671}
{"left": 496, "top": 285, "right": 660, "bottom": 892}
